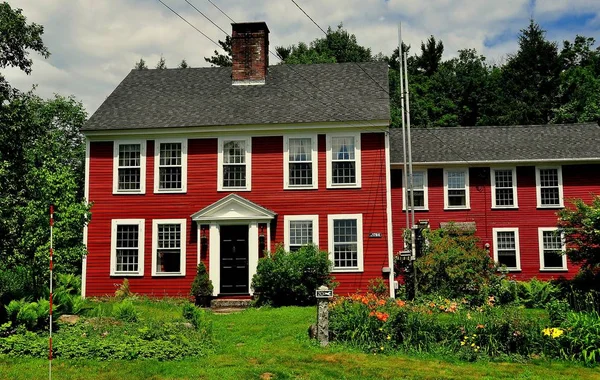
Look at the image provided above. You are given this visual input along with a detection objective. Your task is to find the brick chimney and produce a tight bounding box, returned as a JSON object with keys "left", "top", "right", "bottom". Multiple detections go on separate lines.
{"left": 231, "top": 22, "right": 269, "bottom": 85}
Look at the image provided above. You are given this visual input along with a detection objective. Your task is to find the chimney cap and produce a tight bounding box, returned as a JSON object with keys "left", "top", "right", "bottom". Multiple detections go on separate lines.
{"left": 231, "top": 21, "right": 270, "bottom": 33}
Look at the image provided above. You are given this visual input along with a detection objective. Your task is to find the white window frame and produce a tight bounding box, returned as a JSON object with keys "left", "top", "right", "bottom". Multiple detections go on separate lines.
{"left": 152, "top": 219, "right": 187, "bottom": 277}
{"left": 110, "top": 219, "right": 145, "bottom": 276}
{"left": 328, "top": 214, "right": 364, "bottom": 272}
{"left": 154, "top": 138, "right": 187, "bottom": 193}
{"left": 491, "top": 167, "right": 518, "bottom": 209}
{"left": 443, "top": 168, "right": 470, "bottom": 209}
{"left": 284, "top": 215, "right": 319, "bottom": 251}
{"left": 493, "top": 227, "right": 521, "bottom": 271}
{"left": 402, "top": 170, "right": 429, "bottom": 210}
{"left": 538, "top": 227, "right": 568, "bottom": 271}
{"left": 284, "top": 135, "right": 318, "bottom": 190}
{"left": 536, "top": 166, "right": 564, "bottom": 208}
{"left": 113, "top": 140, "right": 146, "bottom": 194}
{"left": 218, "top": 137, "right": 252, "bottom": 191}
{"left": 326, "top": 133, "right": 362, "bottom": 189}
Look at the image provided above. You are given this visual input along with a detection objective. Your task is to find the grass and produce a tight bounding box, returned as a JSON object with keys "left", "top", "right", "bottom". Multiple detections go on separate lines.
{"left": 1, "top": 299, "right": 599, "bottom": 379}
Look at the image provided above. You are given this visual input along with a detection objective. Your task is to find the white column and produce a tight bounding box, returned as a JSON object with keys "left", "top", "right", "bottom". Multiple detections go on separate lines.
{"left": 248, "top": 222, "right": 259, "bottom": 295}
{"left": 209, "top": 223, "right": 220, "bottom": 297}
{"left": 266, "top": 223, "right": 271, "bottom": 253}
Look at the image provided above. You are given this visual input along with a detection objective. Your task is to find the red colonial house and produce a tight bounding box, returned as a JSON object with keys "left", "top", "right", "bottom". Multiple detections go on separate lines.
{"left": 81, "top": 21, "right": 600, "bottom": 299}
{"left": 390, "top": 123, "right": 600, "bottom": 280}
{"left": 81, "top": 22, "right": 394, "bottom": 298}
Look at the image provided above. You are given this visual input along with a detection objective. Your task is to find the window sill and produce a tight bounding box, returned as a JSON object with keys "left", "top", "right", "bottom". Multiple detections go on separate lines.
{"left": 152, "top": 273, "right": 185, "bottom": 277}
{"left": 218, "top": 187, "right": 251, "bottom": 192}
{"left": 540, "top": 268, "right": 568, "bottom": 272}
{"left": 155, "top": 189, "right": 187, "bottom": 194}
{"left": 331, "top": 268, "right": 364, "bottom": 273}
{"left": 444, "top": 207, "right": 471, "bottom": 211}
{"left": 402, "top": 208, "right": 429, "bottom": 212}
{"left": 491, "top": 206, "right": 519, "bottom": 210}
{"left": 111, "top": 273, "right": 144, "bottom": 277}
{"left": 113, "top": 191, "right": 145, "bottom": 195}
{"left": 537, "top": 205, "right": 564, "bottom": 209}
{"left": 327, "top": 185, "right": 361, "bottom": 190}
{"left": 497, "top": 268, "right": 521, "bottom": 272}
{"left": 284, "top": 186, "right": 318, "bottom": 190}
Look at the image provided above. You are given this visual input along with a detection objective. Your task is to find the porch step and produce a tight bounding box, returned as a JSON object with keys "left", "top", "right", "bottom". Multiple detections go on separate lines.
{"left": 211, "top": 298, "right": 252, "bottom": 313}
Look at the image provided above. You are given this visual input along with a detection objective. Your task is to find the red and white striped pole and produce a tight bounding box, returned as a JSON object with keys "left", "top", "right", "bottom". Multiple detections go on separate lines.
{"left": 49, "top": 204, "right": 54, "bottom": 380}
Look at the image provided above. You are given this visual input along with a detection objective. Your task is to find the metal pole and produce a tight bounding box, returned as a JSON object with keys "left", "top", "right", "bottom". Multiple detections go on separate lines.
{"left": 49, "top": 205, "right": 54, "bottom": 380}
{"left": 403, "top": 51, "right": 417, "bottom": 299}
{"left": 404, "top": 52, "right": 415, "bottom": 230}
{"left": 398, "top": 23, "right": 409, "bottom": 240}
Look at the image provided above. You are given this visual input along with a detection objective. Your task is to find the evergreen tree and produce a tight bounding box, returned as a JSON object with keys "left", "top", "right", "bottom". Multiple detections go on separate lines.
{"left": 417, "top": 36, "right": 444, "bottom": 76}
{"left": 155, "top": 55, "right": 167, "bottom": 69}
{"left": 178, "top": 59, "right": 189, "bottom": 69}
{"left": 204, "top": 36, "right": 232, "bottom": 67}
{"left": 134, "top": 58, "right": 148, "bottom": 70}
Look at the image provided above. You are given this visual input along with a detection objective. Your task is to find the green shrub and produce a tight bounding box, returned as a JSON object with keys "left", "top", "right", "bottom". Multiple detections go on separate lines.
{"left": 413, "top": 228, "right": 499, "bottom": 304}
{"left": 182, "top": 303, "right": 212, "bottom": 334}
{"left": 558, "top": 311, "right": 600, "bottom": 364}
{"left": 547, "top": 299, "right": 571, "bottom": 325}
{"left": 251, "top": 244, "right": 333, "bottom": 306}
{"left": 113, "top": 300, "right": 139, "bottom": 322}
{"left": 516, "top": 278, "right": 559, "bottom": 308}
{"left": 114, "top": 278, "right": 134, "bottom": 299}
{"left": 5, "top": 299, "right": 50, "bottom": 330}
{"left": 189, "top": 262, "right": 213, "bottom": 298}
{"left": 368, "top": 278, "right": 389, "bottom": 298}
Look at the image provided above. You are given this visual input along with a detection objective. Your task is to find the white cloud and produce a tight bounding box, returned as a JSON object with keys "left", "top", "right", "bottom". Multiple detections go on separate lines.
{"left": 3, "top": 0, "right": 599, "bottom": 115}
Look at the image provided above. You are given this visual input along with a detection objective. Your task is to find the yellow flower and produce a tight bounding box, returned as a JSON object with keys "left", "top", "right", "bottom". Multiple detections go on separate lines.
{"left": 543, "top": 328, "right": 552, "bottom": 336}
{"left": 380, "top": 346, "right": 384, "bottom": 351}
{"left": 552, "top": 328, "right": 564, "bottom": 338}
{"left": 461, "top": 341, "right": 466, "bottom": 346}
{"left": 467, "top": 312, "right": 472, "bottom": 320}
{"left": 387, "top": 335, "right": 391, "bottom": 340}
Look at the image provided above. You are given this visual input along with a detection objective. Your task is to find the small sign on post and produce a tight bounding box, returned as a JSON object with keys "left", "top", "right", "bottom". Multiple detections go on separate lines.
{"left": 316, "top": 285, "right": 333, "bottom": 347}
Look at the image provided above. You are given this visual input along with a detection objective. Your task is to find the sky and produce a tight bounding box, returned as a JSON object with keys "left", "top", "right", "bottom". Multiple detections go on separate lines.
{"left": 3, "top": 0, "right": 600, "bottom": 116}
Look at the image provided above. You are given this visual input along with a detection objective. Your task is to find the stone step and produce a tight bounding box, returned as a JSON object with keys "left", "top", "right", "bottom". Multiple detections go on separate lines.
{"left": 211, "top": 298, "right": 253, "bottom": 310}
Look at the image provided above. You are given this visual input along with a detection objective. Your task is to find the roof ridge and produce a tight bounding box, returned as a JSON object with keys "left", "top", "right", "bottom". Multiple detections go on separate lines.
{"left": 406, "top": 122, "right": 600, "bottom": 131}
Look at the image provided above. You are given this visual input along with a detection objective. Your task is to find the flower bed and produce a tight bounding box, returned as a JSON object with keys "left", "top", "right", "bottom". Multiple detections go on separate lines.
{"left": 329, "top": 293, "right": 600, "bottom": 364}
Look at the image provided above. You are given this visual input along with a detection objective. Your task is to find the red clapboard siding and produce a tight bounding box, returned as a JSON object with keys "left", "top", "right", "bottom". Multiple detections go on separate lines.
{"left": 391, "top": 164, "right": 600, "bottom": 281}
{"left": 86, "top": 132, "right": 390, "bottom": 297}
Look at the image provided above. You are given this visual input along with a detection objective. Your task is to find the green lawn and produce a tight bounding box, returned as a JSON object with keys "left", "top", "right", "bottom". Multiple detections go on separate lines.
{"left": 1, "top": 301, "right": 599, "bottom": 379}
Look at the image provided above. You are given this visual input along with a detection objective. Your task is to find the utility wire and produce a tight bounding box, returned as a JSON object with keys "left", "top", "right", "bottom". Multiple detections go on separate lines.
{"left": 184, "top": 0, "right": 229, "bottom": 36}
{"left": 206, "top": 0, "right": 235, "bottom": 23}
{"left": 156, "top": 0, "right": 223, "bottom": 51}
{"left": 290, "top": 0, "right": 327, "bottom": 35}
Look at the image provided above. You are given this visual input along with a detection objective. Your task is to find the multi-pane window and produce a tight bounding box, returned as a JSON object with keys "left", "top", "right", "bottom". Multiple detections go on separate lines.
{"left": 118, "top": 144, "right": 141, "bottom": 190}
{"left": 492, "top": 168, "right": 518, "bottom": 208}
{"left": 222, "top": 139, "right": 248, "bottom": 189}
{"left": 285, "top": 215, "right": 318, "bottom": 252}
{"left": 405, "top": 171, "right": 427, "bottom": 209}
{"left": 539, "top": 228, "right": 566, "bottom": 270}
{"left": 444, "top": 169, "right": 469, "bottom": 208}
{"left": 111, "top": 219, "right": 144, "bottom": 276}
{"left": 158, "top": 143, "right": 182, "bottom": 190}
{"left": 153, "top": 220, "right": 186, "bottom": 276}
{"left": 537, "top": 167, "right": 563, "bottom": 207}
{"left": 327, "top": 134, "right": 361, "bottom": 188}
{"left": 289, "top": 221, "right": 313, "bottom": 251}
{"left": 493, "top": 228, "right": 520, "bottom": 271}
{"left": 288, "top": 138, "right": 314, "bottom": 187}
{"left": 328, "top": 214, "right": 363, "bottom": 271}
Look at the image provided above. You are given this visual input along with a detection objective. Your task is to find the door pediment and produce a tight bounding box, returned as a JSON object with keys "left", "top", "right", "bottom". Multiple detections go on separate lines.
{"left": 191, "top": 194, "right": 276, "bottom": 222}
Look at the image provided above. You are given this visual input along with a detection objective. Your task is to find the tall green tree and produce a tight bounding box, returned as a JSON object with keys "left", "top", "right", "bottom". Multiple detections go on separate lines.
{"left": 417, "top": 35, "right": 444, "bottom": 76}
{"left": 498, "top": 20, "right": 560, "bottom": 125}
{"left": 204, "top": 36, "right": 232, "bottom": 67}
{"left": 0, "top": 2, "right": 90, "bottom": 300}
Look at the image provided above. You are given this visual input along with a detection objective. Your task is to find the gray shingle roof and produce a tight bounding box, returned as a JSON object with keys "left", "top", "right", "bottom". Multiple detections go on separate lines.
{"left": 82, "top": 62, "right": 389, "bottom": 131}
{"left": 390, "top": 123, "right": 600, "bottom": 164}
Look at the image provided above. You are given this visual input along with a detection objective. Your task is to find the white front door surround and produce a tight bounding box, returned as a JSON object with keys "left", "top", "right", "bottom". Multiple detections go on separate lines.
{"left": 191, "top": 194, "right": 276, "bottom": 296}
